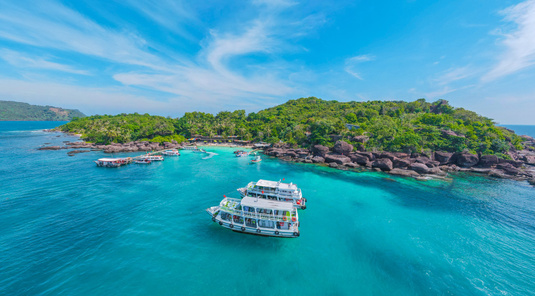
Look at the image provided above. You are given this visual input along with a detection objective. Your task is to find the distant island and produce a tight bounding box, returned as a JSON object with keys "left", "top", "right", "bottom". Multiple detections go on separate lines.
{"left": 54, "top": 97, "right": 535, "bottom": 183}
{"left": 0, "top": 100, "right": 85, "bottom": 121}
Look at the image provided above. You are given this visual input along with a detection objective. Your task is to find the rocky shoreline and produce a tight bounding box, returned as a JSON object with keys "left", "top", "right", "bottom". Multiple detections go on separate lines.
{"left": 263, "top": 140, "right": 535, "bottom": 186}
{"left": 38, "top": 130, "right": 535, "bottom": 186}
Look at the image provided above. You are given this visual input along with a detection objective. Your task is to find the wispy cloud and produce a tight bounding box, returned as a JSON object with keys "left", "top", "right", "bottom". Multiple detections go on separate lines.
{"left": 344, "top": 54, "right": 374, "bottom": 80}
{"left": 482, "top": 0, "right": 535, "bottom": 82}
{"left": 435, "top": 66, "right": 477, "bottom": 85}
{"left": 0, "top": 0, "right": 327, "bottom": 113}
{"left": 0, "top": 50, "right": 90, "bottom": 75}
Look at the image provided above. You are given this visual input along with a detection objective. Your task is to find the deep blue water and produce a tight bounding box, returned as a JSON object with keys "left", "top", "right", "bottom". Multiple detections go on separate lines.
{"left": 1, "top": 121, "right": 535, "bottom": 296}
{"left": 502, "top": 125, "right": 535, "bottom": 138}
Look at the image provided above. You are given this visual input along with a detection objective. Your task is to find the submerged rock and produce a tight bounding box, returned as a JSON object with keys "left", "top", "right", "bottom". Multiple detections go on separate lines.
{"left": 389, "top": 168, "right": 420, "bottom": 177}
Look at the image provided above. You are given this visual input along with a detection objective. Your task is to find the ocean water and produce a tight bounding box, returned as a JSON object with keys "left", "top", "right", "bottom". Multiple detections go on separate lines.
{"left": 502, "top": 125, "right": 535, "bottom": 138}
{"left": 1, "top": 121, "right": 535, "bottom": 296}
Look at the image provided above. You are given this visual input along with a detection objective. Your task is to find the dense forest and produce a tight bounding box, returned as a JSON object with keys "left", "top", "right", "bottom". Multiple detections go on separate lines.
{"left": 0, "top": 100, "right": 86, "bottom": 121}
{"left": 59, "top": 97, "right": 525, "bottom": 158}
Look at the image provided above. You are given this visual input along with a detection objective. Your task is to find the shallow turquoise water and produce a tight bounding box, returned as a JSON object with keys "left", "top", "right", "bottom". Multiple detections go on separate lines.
{"left": 1, "top": 122, "right": 535, "bottom": 296}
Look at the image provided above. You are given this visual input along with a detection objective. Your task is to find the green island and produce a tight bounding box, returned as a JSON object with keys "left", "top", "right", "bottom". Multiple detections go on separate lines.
{"left": 59, "top": 97, "right": 527, "bottom": 158}
{"left": 0, "top": 100, "right": 86, "bottom": 121}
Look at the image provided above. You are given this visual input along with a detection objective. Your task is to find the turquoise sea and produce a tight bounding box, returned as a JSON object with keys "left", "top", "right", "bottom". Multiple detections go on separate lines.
{"left": 1, "top": 121, "right": 535, "bottom": 296}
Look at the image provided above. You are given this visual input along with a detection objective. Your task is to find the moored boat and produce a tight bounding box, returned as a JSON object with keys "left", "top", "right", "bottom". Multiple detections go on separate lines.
{"left": 95, "top": 158, "right": 128, "bottom": 167}
{"left": 135, "top": 159, "right": 151, "bottom": 164}
{"left": 251, "top": 156, "right": 262, "bottom": 163}
{"left": 144, "top": 155, "right": 164, "bottom": 161}
{"left": 237, "top": 179, "right": 307, "bottom": 209}
{"left": 162, "top": 149, "right": 180, "bottom": 156}
{"left": 207, "top": 196, "right": 300, "bottom": 238}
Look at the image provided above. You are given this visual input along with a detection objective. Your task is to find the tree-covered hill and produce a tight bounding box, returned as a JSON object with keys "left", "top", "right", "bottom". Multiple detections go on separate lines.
{"left": 59, "top": 97, "right": 525, "bottom": 158}
{"left": 0, "top": 100, "right": 86, "bottom": 121}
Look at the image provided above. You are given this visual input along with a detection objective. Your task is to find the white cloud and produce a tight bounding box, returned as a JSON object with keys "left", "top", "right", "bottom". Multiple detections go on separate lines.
{"left": 0, "top": 50, "right": 90, "bottom": 75}
{"left": 344, "top": 54, "right": 375, "bottom": 80}
{"left": 435, "top": 66, "right": 476, "bottom": 85}
{"left": 0, "top": 1, "right": 319, "bottom": 113}
{"left": 482, "top": 0, "right": 535, "bottom": 82}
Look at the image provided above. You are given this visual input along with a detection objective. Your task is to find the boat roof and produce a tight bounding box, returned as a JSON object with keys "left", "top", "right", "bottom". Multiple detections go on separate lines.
{"left": 255, "top": 179, "right": 298, "bottom": 190}
{"left": 241, "top": 196, "right": 295, "bottom": 211}
{"left": 98, "top": 158, "right": 122, "bottom": 161}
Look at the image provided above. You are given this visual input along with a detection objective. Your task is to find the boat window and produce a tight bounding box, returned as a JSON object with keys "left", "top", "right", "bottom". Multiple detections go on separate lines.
{"left": 221, "top": 212, "right": 231, "bottom": 221}
{"left": 245, "top": 218, "right": 256, "bottom": 227}
{"left": 258, "top": 220, "right": 274, "bottom": 229}
{"left": 233, "top": 215, "right": 244, "bottom": 224}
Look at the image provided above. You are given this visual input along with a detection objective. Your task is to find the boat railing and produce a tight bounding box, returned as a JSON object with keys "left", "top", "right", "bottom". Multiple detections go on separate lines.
{"left": 220, "top": 207, "right": 297, "bottom": 222}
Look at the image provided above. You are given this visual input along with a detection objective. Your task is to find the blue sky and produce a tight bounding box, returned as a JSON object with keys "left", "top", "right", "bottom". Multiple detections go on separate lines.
{"left": 0, "top": 0, "right": 534, "bottom": 124}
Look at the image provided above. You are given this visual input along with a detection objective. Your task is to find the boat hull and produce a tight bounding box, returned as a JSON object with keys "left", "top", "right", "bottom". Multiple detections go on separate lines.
{"left": 206, "top": 207, "right": 300, "bottom": 238}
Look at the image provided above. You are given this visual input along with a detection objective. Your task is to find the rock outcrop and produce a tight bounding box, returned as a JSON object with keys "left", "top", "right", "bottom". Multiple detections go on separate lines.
{"left": 333, "top": 141, "right": 353, "bottom": 156}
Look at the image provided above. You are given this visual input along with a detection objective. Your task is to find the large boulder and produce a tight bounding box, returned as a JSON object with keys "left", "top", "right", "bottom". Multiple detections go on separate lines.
{"left": 333, "top": 141, "right": 353, "bottom": 156}
{"left": 409, "top": 163, "right": 430, "bottom": 174}
{"left": 371, "top": 158, "right": 393, "bottom": 171}
{"left": 379, "top": 152, "right": 397, "bottom": 161}
{"left": 497, "top": 163, "right": 520, "bottom": 175}
{"left": 284, "top": 151, "right": 298, "bottom": 158}
{"left": 325, "top": 154, "right": 351, "bottom": 165}
{"left": 478, "top": 155, "right": 499, "bottom": 168}
{"left": 345, "top": 163, "right": 359, "bottom": 168}
{"left": 312, "top": 145, "right": 330, "bottom": 157}
{"left": 311, "top": 156, "right": 325, "bottom": 163}
{"left": 523, "top": 155, "right": 535, "bottom": 165}
{"left": 349, "top": 153, "right": 370, "bottom": 165}
{"left": 456, "top": 153, "right": 479, "bottom": 168}
{"left": 355, "top": 152, "right": 375, "bottom": 161}
{"left": 393, "top": 158, "right": 411, "bottom": 168}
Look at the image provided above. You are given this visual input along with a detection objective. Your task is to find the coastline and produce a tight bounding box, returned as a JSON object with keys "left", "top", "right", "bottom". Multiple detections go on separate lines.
{"left": 38, "top": 130, "right": 535, "bottom": 186}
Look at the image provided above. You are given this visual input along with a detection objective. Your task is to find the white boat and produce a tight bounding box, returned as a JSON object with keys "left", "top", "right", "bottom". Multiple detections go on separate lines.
{"left": 206, "top": 196, "right": 300, "bottom": 238}
{"left": 193, "top": 148, "right": 207, "bottom": 153}
{"left": 238, "top": 179, "right": 307, "bottom": 209}
{"left": 236, "top": 151, "right": 248, "bottom": 157}
{"left": 144, "top": 155, "right": 164, "bottom": 161}
{"left": 162, "top": 149, "right": 180, "bottom": 156}
{"left": 251, "top": 156, "right": 262, "bottom": 163}
{"left": 95, "top": 158, "right": 127, "bottom": 167}
{"left": 135, "top": 159, "right": 151, "bottom": 164}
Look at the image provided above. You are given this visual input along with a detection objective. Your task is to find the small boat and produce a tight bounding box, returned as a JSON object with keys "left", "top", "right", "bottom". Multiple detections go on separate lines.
{"left": 236, "top": 151, "right": 248, "bottom": 157}
{"left": 144, "top": 155, "right": 164, "bottom": 161}
{"left": 193, "top": 148, "right": 207, "bottom": 153}
{"left": 95, "top": 158, "right": 126, "bottom": 168}
{"left": 206, "top": 196, "right": 300, "bottom": 238}
{"left": 234, "top": 150, "right": 245, "bottom": 154}
{"left": 162, "top": 149, "right": 180, "bottom": 156}
{"left": 251, "top": 156, "right": 262, "bottom": 163}
{"left": 135, "top": 159, "right": 151, "bottom": 164}
{"left": 237, "top": 179, "right": 307, "bottom": 210}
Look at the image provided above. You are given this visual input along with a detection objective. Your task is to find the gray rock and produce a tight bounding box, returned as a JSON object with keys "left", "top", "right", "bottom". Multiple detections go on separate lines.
{"left": 389, "top": 168, "right": 420, "bottom": 177}
{"left": 478, "top": 155, "right": 499, "bottom": 168}
{"left": 333, "top": 141, "right": 353, "bottom": 156}
{"left": 328, "top": 162, "right": 339, "bottom": 168}
{"left": 312, "top": 145, "right": 330, "bottom": 157}
{"left": 325, "top": 154, "right": 351, "bottom": 165}
{"left": 344, "top": 162, "right": 359, "bottom": 168}
{"left": 434, "top": 151, "right": 453, "bottom": 164}
{"left": 350, "top": 153, "right": 370, "bottom": 165}
{"left": 456, "top": 153, "right": 479, "bottom": 168}
{"left": 410, "top": 163, "right": 430, "bottom": 174}
{"left": 371, "top": 158, "right": 393, "bottom": 171}
{"left": 311, "top": 156, "right": 325, "bottom": 163}
{"left": 393, "top": 158, "right": 411, "bottom": 168}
